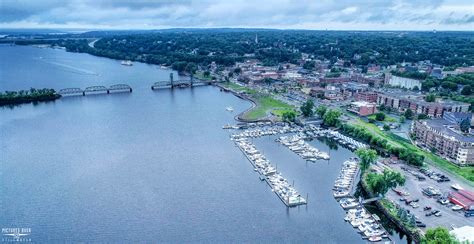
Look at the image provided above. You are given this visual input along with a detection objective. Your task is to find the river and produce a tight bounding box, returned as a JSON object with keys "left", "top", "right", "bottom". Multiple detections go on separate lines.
{"left": 0, "top": 45, "right": 406, "bottom": 242}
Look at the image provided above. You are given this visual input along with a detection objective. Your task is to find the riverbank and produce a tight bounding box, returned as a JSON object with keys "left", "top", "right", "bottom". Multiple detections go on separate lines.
{"left": 360, "top": 173, "right": 422, "bottom": 243}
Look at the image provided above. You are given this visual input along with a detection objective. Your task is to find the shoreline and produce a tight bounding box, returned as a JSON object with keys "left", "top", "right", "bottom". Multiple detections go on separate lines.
{"left": 360, "top": 175, "right": 421, "bottom": 243}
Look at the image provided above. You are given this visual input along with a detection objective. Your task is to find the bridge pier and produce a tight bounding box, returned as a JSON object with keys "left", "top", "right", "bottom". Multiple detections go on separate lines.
{"left": 82, "top": 91, "right": 85, "bottom": 96}
{"left": 107, "top": 90, "right": 110, "bottom": 94}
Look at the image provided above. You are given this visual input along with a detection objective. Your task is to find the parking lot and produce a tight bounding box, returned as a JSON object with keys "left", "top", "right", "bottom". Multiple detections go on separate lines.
{"left": 374, "top": 161, "right": 473, "bottom": 231}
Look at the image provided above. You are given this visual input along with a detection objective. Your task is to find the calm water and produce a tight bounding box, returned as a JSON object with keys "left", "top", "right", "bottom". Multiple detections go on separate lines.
{"left": 1, "top": 45, "right": 401, "bottom": 242}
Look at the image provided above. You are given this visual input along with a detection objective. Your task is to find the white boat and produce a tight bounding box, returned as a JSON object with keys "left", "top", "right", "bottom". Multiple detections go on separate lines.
{"left": 368, "top": 236, "right": 382, "bottom": 242}
{"left": 121, "top": 60, "right": 133, "bottom": 66}
{"left": 226, "top": 106, "right": 234, "bottom": 112}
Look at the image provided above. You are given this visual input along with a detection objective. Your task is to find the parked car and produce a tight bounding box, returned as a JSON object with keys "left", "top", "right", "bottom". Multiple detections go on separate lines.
{"left": 452, "top": 205, "right": 463, "bottom": 211}
{"left": 416, "top": 222, "right": 427, "bottom": 228}
{"left": 424, "top": 206, "right": 432, "bottom": 211}
{"left": 434, "top": 211, "right": 442, "bottom": 217}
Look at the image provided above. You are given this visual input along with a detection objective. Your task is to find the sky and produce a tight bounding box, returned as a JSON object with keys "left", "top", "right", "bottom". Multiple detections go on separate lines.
{"left": 0, "top": 0, "right": 473, "bottom": 31}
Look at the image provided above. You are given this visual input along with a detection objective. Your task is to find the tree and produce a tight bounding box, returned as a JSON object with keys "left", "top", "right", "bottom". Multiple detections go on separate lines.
{"left": 399, "top": 115, "right": 406, "bottom": 123}
{"left": 316, "top": 105, "right": 327, "bottom": 118}
{"left": 234, "top": 67, "right": 242, "bottom": 74}
{"left": 422, "top": 227, "right": 457, "bottom": 244}
{"left": 461, "top": 85, "right": 472, "bottom": 95}
{"left": 404, "top": 109, "right": 414, "bottom": 120}
{"left": 383, "top": 124, "right": 390, "bottom": 131}
{"left": 203, "top": 70, "right": 211, "bottom": 77}
{"left": 356, "top": 148, "right": 378, "bottom": 173}
{"left": 413, "top": 86, "right": 420, "bottom": 91}
{"left": 300, "top": 99, "right": 314, "bottom": 117}
{"left": 366, "top": 169, "right": 405, "bottom": 196}
{"left": 417, "top": 114, "right": 429, "bottom": 120}
{"left": 378, "top": 104, "right": 386, "bottom": 111}
{"left": 322, "top": 109, "right": 341, "bottom": 127}
{"left": 282, "top": 111, "right": 296, "bottom": 122}
{"left": 375, "top": 112, "right": 386, "bottom": 121}
{"left": 425, "top": 94, "right": 436, "bottom": 102}
{"left": 460, "top": 118, "right": 470, "bottom": 133}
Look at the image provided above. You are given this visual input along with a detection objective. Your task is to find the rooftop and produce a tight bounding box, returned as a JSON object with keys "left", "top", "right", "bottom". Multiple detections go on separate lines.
{"left": 421, "top": 119, "right": 474, "bottom": 143}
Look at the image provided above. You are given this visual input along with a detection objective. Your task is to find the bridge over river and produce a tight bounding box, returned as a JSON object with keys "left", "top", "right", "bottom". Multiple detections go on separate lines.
{"left": 151, "top": 73, "right": 216, "bottom": 90}
{"left": 59, "top": 84, "right": 132, "bottom": 96}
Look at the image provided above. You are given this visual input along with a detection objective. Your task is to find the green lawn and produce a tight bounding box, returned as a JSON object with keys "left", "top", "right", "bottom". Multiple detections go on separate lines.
{"left": 243, "top": 95, "right": 294, "bottom": 120}
{"left": 221, "top": 82, "right": 294, "bottom": 121}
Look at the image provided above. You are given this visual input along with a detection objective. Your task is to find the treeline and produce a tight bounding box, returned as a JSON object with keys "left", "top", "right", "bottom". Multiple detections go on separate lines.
{"left": 339, "top": 123, "right": 424, "bottom": 166}
{"left": 422, "top": 73, "right": 474, "bottom": 111}
{"left": 0, "top": 88, "right": 60, "bottom": 106}
{"left": 15, "top": 30, "right": 472, "bottom": 71}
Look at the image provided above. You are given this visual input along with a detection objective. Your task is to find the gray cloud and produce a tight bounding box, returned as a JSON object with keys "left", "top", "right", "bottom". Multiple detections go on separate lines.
{"left": 0, "top": 0, "right": 473, "bottom": 30}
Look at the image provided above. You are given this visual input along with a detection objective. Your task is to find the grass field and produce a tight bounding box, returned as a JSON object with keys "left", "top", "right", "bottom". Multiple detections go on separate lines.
{"left": 221, "top": 82, "right": 294, "bottom": 121}
{"left": 243, "top": 95, "right": 294, "bottom": 120}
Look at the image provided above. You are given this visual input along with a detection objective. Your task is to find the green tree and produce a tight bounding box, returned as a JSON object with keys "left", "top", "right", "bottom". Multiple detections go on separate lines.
{"left": 375, "top": 112, "right": 386, "bottom": 121}
{"left": 356, "top": 148, "right": 378, "bottom": 173}
{"left": 383, "top": 124, "right": 390, "bottom": 131}
{"left": 282, "top": 111, "right": 296, "bottom": 122}
{"left": 404, "top": 109, "right": 414, "bottom": 120}
{"left": 316, "top": 105, "right": 327, "bottom": 118}
{"left": 366, "top": 169, "right": 406, "bottom": 196}
{"left": 460, "top": 118, "right": 470, "bottom": 133}
{"left": 234, "top": 67, "right": 242, "bottom": 74}
{"left": 203, "top": 70, "right": 211, "bottom": 77}
{"left": 425, "top": 94, "right": 436, "bottom": 102}
{"left": 300, "top": 99, "right": 314, "bottom": 117}
{"left": 322, "top": 109, "right": 341, "bottom": 127}
{"left": 399, "top": 115, "right": 406, "bottom": 123}
{"left": 461, "top": 85, "right": 472, "bottom": 95}
{"left": 422, "top": 227, "right": 457, "bottom": 244}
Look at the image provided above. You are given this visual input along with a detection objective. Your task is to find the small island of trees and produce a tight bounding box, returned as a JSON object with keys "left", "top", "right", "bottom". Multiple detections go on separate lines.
{"left": 0, "top": 88, "right": 61, "bottom": 106}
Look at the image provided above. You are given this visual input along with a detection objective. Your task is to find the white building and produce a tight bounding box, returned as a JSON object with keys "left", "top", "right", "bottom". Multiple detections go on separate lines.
{"left": 385, "top": 74, "right": 421, "bottom": 89}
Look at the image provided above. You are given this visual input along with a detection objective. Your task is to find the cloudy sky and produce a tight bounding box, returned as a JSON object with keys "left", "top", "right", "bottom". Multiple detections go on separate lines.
{"left": 0, "top": 0, "right": 473, "bottom": 30}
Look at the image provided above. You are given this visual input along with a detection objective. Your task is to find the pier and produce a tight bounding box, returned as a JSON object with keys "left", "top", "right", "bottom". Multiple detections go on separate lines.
{"left": 58, "top": 84, "right": 132, "bottom": 96}
{"left": 151, "top": 73, "right": 216, "bottom": 90}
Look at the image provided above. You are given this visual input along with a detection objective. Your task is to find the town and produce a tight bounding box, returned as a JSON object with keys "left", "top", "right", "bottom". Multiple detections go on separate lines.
{"left": 1, "top": 28, "right": 473, "bottom": 243}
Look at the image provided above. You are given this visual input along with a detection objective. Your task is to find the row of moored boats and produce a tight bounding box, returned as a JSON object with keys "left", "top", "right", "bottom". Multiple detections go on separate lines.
{"left": 233, "top": 137, "right": 307, "bottom": 207}
{"left": 276, "top": 135, "right": 330, "bottom": 161}
{"left": 333, "top": 158, "right": 359, "bottom": 198}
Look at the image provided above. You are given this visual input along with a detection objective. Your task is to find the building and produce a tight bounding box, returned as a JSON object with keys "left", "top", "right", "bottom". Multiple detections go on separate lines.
{"left": 448, "top": 189, "right": 474, "bottom": 210}
{"left": 443, "top": 112, "right": 472, "bottom": 126}
{"left": 377, "top": 92, "right": 470, "bottom": 118}
{"left": 348, "top": 101, "right": 377, "bottom": 116}
{"left": 324, "top": 86, "right": 343, "bottom": 100}
{"left": 412, "top": 118, "right": 474, "bottom": 166}
{"left": 356, "top": 92, "right": 378, "bottom": 103}
{"left": 385, "top": 73, "right": 421, "bottom": 89}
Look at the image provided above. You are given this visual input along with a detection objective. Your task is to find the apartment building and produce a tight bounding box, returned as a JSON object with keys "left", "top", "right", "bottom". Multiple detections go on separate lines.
{"left": 412, "top": 119, "right": 474, "bottom": 166}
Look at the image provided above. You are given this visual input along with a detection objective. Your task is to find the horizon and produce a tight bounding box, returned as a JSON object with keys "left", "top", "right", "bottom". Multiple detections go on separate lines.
{"left": 1, "top": 0, "right": 473, "bottom": 31}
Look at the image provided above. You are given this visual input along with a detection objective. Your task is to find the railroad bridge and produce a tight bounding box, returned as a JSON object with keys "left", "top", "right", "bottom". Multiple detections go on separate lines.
{"left": 58, "top": 84, "right": 132, "bottom": 96}
{"left": 151, "top": 73, "right": 216, "bottom": 90}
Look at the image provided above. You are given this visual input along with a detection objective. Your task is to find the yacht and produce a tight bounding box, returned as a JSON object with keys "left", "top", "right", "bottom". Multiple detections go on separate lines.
{"left": 226, "top": 106, "right": 234, "bottom": 112}
{"left": 121, "top": 60, "right": 133, "bottom": 66}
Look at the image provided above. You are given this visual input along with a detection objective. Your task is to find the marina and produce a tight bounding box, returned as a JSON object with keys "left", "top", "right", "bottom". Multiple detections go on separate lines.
{"left": 233, "top": 137, "right": 307, "bottom": 207}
